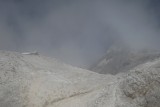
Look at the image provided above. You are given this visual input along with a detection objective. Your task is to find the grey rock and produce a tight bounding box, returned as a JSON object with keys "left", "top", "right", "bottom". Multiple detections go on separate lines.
{"left": 90, "top": 45, "right": 160, "bottom": 75}
{"left": 0, "top": 50, "right": 160, "bottom": 107}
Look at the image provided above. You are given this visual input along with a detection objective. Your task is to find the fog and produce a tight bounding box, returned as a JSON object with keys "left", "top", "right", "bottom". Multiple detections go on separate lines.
{"left": 0, "top": 0, "right": 160, "bottom": 68}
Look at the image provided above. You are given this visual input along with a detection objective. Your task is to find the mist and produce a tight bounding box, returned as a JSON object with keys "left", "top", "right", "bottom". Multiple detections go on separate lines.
{"left": 0, "top": 0, "right": 160, "bottom": 68}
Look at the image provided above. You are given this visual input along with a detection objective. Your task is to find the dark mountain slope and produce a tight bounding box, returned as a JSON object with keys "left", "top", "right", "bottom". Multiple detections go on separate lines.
{"left": 90, "top": 45, "right": 160, "bottom": 74}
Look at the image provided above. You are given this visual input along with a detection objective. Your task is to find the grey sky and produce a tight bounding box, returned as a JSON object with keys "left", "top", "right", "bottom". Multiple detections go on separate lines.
{"left": 0, "top": 0, "right": 160, "bottom": 68}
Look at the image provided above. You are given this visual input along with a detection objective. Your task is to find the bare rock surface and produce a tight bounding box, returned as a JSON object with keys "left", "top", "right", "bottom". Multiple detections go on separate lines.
{"left": 90, "top": 45, "right": 160, "bottom": 74}
{"left": 0, "top": 50, "right": 160, "bottom": 107}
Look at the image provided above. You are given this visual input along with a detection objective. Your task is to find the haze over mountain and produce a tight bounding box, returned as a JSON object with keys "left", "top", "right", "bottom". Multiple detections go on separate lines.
{"left": 90, "top": 44, "right": 160, "bottom": 74}
{"left": 0, "top": 0, "right": 160, "bottom": 68}
{"left": 1, "top": 1, "right": 160, "bottom": 106}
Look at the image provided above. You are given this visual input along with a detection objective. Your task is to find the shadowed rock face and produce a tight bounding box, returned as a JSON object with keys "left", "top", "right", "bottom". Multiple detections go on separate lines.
{"left": 90, "top": 45, "right": 160, "bottom": 75}
{"left": 0, "top": 50, "right": 160, "bottom": 107}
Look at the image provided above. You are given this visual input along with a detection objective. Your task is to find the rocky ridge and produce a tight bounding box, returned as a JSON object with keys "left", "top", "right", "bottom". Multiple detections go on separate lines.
{"left": 0, "top": 50, "right": 160, "bottom": 107}
{"left": 90, "top": 45, "right": 160, "bottom": 74}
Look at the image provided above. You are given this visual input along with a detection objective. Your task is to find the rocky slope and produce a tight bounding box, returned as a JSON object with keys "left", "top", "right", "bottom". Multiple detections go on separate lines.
{"left": 90, "top": 45, "right": 160, "bottom": 74}
{"left": 0, "top": 50, "right": 160, "bottom": 107}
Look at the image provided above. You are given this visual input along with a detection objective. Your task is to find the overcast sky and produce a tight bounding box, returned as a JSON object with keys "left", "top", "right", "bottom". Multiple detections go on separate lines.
{"left": 0, "top": 0, "right": 160, "bottom": 68}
